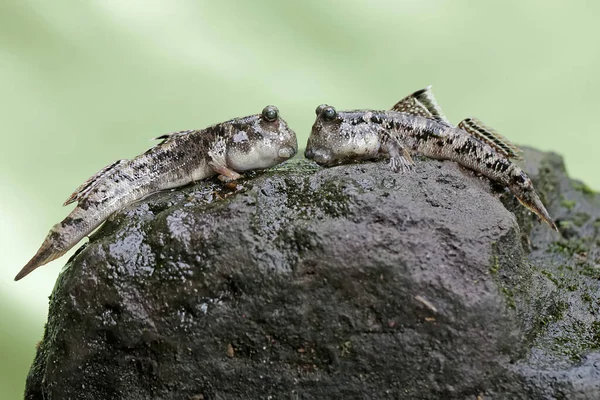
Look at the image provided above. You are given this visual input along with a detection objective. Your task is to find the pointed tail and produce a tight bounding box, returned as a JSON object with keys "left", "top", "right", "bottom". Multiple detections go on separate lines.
{"left": 15, "top": 204, "right": 102, "bottom": 281}
{"left": 513, "top": 186, "right": 558, "bottom": 232}
{"left": 16, "top": 160, "right": 146, "bottom": 281}
{"left": 14, "top": 235, "right": 67, "bottom": 281}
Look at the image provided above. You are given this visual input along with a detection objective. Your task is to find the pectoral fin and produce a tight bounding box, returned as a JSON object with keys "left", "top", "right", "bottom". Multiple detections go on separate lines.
{"left": 208, "top": 138, "right": 242, "bottom": 182}
{"left": 458, "top": 117, "right": 523, "bottom": 160}
{"left": 209, "top": 163, "right": 242, "bottom": 182}
{"left": 384, "top": 136, "right": 415, "bottom": 172}
{"left": 391, "top": 85, "right": 451, "bottom": 125}
{"left": 389, "top": 152, "right": 414, "bottom": 173}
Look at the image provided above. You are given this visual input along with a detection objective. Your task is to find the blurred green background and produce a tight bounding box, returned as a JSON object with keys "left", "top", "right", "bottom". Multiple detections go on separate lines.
{"left": 1, "top": 0, "right": 599, "bottom": 397}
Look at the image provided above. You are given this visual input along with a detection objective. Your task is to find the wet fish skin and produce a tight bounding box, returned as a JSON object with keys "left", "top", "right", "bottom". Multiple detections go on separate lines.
{"left": 15, "top": 106, "right": 297, "bottom": 281}
{"left": 305, "top": 91, "right": 557, "bottom": 232}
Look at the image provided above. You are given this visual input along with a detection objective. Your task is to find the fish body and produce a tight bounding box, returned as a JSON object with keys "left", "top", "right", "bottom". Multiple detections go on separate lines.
{"left": 16, "top": 106, "right": 297, "bottom": 280}
{"left": 305, "top": 87, "right": 557, "bottom": 231}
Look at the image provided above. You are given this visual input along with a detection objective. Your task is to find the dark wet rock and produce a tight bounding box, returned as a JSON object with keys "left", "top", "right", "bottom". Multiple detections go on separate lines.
{"left": 25, "top": 149, "right": 600, "bottom": 400}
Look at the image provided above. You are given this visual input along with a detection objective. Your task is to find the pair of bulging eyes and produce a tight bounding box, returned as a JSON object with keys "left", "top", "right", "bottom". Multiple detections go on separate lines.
{"left": 262, "top": 104, "right": 338, "bottom": 122}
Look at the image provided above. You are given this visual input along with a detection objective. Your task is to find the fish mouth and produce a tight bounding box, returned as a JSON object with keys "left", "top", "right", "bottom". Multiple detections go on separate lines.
{"left": 278, "top": 146, "right": 296, "bottom": 160}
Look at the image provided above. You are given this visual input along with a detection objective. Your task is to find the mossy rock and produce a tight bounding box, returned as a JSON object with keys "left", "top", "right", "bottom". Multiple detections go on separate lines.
{"left": 25, "top": 149, "right": 600, "bottom": 399}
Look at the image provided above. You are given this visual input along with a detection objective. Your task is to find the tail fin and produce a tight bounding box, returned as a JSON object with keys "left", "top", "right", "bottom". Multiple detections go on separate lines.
{"left": 15, "top": 236, "right": 67, "bottom": 281}
{"left": 514, "top": 190, "right": 558, "bottom": 232}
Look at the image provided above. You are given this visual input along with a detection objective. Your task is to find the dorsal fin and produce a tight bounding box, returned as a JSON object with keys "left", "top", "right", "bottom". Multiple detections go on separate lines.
{"left": 63, "top": 159, "right": 127, "bottom": 206}
{"left": 457, "top": 117, "right": 523, "bottom": 160}
{"left": 151, "top": 129, "right": 194, "bottom": 145}
{"left": 391, "top": 85, "right": 451, "bottom": 125}
{"left": 144, "top": 130, "right": 195, "bottom": 155}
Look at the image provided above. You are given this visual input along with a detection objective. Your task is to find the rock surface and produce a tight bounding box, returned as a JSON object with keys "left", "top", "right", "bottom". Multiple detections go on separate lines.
{"left": 25, "top": 149, "right": 600, "bottom": 400}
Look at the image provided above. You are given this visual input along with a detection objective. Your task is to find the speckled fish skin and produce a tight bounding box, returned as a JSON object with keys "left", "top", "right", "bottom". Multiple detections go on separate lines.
{"left": 15, "top": 106, "right": 297, "bottom": 281}
{"left": 306, "top": 104, "right": 557, "bottom": 232}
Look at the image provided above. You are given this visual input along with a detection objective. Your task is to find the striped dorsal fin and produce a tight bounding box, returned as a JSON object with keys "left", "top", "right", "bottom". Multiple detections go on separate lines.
{"left": 63, "top": 159, "right": 127, "bottom": 206}
{"left": 391, "top": 85, "right": 451, "bottom": 125}
{"left": 458, "top": 117, "right": 523, "bottom": 160}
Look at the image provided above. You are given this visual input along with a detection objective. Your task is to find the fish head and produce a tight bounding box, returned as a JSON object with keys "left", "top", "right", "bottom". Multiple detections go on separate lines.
{"left": 225, "top": 105, "right": 298, "bottom": 171}
{"left": 305, "top": 105, "right": 382, "bottom": 166}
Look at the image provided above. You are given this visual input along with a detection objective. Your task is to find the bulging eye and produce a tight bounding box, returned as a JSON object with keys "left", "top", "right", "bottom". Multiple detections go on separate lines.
{"left": 262, "top": 105, "right": 279, "bottom": 122}
{"left": 315, "top": 104, "right": 328, "bottom": 115}
{"left": 322, "top": 106, "right": 337, "bottom": 121}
